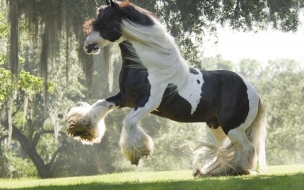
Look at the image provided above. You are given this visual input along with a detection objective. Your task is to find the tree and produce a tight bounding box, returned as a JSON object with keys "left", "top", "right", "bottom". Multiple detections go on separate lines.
{"left": 0, "top": 69, "right": 57, "bottom": 178}
{"left": 237, "top": 59, "right": 304, "bottom": 165}
{"left": 132, "top": 0, "right": 304, "bottom": 67}
{"left": 256, "top": 60, "right": 304, "bottom": 165}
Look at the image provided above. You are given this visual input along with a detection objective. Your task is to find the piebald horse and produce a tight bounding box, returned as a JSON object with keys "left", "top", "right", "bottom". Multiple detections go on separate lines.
{"left": 67, "top": 0, "right": 267, "bottom": 176}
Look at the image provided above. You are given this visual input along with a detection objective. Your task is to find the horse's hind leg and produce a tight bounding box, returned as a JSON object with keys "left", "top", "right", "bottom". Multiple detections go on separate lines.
{"left": 193, "top": 127, "right": 227, "bottom": 176}
{"left": 195, "top": 127, "right": 256, "bottom": 176}
{"left": 209, "top": 127, "right": 228, "bottom": 145}
{"left": 194, "top": 127, "right": 233, "bottom": 177}
{"left": 194, "top": 124, "right": 258, "bottom": 176}
{"left": 228, "top": 127, "right": 257, "bottom": 175}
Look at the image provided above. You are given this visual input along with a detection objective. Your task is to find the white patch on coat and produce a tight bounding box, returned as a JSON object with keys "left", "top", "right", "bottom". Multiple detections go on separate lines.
{"left": 226, "top": 75, "right": 261, "bottom": 173}
{"left": 233, "top": 74, "right": 260, "bottom": 132}
{"left": 178, "top": 68, "right": 204, "bottom": 114}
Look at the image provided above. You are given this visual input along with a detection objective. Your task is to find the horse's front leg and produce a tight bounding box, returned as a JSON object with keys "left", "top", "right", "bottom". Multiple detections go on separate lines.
{"left": 119, "top": 82, "right": 166, "bottom": 165}
{"left": 66, "top": 93, "right": 121, "bottom": 144}
{"left": 119, "top": 99, "right": 156, "bottom": 166}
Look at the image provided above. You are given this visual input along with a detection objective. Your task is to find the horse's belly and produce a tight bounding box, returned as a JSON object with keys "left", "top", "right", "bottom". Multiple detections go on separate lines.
{"left": 151, "top": 107, "right": 208, "bottom": 123}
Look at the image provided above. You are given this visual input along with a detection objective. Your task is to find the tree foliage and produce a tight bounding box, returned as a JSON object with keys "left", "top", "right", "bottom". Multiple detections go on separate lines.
{"left": 256, "top": 61, "right": 304, "bottom": 165}
{"left": 133, "top": 0, "right": 304, "bottom": 66}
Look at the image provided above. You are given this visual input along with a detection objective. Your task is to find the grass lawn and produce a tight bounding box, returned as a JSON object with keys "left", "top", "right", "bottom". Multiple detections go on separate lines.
{"left": 0, "top": 165, "right": 303, "bottom": 190}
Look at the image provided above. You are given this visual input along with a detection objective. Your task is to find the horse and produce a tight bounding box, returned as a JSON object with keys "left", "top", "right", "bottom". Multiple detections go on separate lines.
{"left": 66, "top": 0, "right": 267, "bottom": 176}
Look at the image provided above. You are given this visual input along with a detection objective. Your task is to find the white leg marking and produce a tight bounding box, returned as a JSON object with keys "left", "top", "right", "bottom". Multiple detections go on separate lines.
{"left": 209, "top": 127, "right": 229, "bottom": 146}
{"left": 119, "top": 104, "right": 157, "bottom": 165}
{"left": 119, "top": 78, "right": 167, "bottom": 165}
{"left": 228, "top": 128, "right": 257, "bottom": 172}
{"left": 66, "top": 99, "right": 118, "bottom": 144}
{"left": 238, "top": 74, "right": 260, "bottom": 131}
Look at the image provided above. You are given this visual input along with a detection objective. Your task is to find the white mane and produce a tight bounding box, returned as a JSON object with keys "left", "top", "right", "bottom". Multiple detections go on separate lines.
{"left": 121, "top": 18, "right": 190, "bottom": 90}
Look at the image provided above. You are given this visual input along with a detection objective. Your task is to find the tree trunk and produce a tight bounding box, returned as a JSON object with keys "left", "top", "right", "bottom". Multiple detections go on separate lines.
{"left": 40, "top": 28, "right": 49, "bottom": 120}
{"left": 1, "top": 119, "right": 52, "bottom": 178}
{"left": 11, "top": 124, "right": 52, "bottom": 178}
{"left": 8, "top": 0, "right": 19, "bottom": 148}
{"left": 8, "top": 0, "right": 19, "bottom": 76}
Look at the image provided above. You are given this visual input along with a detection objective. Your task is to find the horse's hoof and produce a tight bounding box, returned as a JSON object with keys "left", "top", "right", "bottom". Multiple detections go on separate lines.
{"left": 131, "top": 157, "right": 140, "bottom": 166}
{"left": 67, "top": 117, "right": 82, "bottom": 135}
{"left": 193, "top": 168, "right": 202, "bottom": 177}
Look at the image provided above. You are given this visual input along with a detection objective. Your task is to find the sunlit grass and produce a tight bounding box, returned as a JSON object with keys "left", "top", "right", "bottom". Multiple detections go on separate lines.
{"left": 1, "top": 165, "right": 303, "bottom": 190}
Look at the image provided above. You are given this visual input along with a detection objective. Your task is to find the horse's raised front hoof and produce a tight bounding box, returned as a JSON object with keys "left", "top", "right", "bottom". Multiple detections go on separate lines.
{"left": 66, "top": 114, "right": 86, "bottom": 136}
{"left": 131, "top": 157, "right": 140, "bottom": 166}
{"left": 66, "top": 113, "right": 97, "bottom": 143}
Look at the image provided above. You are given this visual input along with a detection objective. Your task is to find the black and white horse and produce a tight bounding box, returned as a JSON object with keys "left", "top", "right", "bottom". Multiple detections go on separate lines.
{"left": 67, "top": 0, "right": 267, "bottom": 176}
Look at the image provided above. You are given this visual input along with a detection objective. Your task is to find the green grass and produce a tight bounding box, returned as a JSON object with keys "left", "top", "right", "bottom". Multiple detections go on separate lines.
{"left": 1, "top": 165, "right": 304, "bottom": 190}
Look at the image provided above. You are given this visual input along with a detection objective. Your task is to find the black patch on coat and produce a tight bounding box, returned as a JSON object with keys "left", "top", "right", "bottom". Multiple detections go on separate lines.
{"left": 200, "top": 70, "right": 250, "bottom": 134}
{"left": 118, "top": 41, "right": 151, "bottom": 109}
{"left": 106, "top": 92, "right": 123, "bottom": 108}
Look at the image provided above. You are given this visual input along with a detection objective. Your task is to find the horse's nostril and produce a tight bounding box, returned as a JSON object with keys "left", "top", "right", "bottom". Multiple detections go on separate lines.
{"left": 86, "top": 43, "right": 98, "bottom": 53}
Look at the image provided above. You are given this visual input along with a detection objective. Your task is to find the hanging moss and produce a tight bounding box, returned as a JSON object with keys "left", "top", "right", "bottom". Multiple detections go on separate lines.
{"left": 8, "top": 0, "right": 18, "bottom": 77}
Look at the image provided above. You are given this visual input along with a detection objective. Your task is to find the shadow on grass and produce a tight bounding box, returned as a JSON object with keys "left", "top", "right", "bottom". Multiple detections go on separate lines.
{"left": 2, "top": 173, "right": 304, "bottom": 190}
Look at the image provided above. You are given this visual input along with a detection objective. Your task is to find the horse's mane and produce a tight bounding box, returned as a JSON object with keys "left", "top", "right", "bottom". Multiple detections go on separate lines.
{"left": 83, "top": 2, "right": 154, "bottom": 34}
{"left": 120, "top": 2, "right": 189, "bottom": 90}
{"left": 83, "top": 19, "right": 94, "bottom": 35}
{"left": 119, "top": 1, "right": 155, "bottom": 26}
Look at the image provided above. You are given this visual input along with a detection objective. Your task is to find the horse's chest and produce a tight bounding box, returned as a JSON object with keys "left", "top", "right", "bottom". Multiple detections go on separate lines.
{"left": 119, "top": 67, "right": 151, "bottom": 107}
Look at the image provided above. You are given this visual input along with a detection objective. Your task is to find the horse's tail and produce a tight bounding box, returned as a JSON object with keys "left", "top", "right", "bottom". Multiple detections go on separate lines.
{"left": 246, "top": 98, "right": 268, "bottom": 172}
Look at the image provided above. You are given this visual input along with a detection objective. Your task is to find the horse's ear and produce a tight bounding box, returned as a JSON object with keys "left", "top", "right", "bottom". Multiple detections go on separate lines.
{"left": 109, "top": 0, "right": 121, "bottom": 12}
{"left": 105, "top": 0, "right": 110, "bottom": 5}
{"left": 110, "top": 0, "right": 117, "bottom": 7}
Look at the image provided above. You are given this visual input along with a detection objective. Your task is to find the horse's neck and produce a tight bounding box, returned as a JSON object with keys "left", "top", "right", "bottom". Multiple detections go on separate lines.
{"left": 119, "top": 41, "right": 132, "bottom": 59}
{"left": 121, "top": 20, "right": 189, "bottom": 89}
{"left": 118, "top": 41, "right": 147, "bottom": 92}
{"left": 119, "top": 41, "right": 139, "bottom": 63}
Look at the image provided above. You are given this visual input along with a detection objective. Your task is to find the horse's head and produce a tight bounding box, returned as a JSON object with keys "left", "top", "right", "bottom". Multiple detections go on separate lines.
{"left": 83, "top": 0, "right": 123, "bottom": 54}
{"left": 83, "top": 0, "right": 155, "bottom": 55}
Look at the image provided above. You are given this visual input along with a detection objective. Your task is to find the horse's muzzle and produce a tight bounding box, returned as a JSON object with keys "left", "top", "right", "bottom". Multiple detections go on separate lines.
{"left": 84, "top": 42, "right": 99, "bottom": 54}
